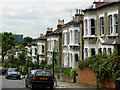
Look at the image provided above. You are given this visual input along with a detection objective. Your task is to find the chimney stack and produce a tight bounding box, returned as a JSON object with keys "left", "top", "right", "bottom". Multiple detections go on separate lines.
{"left": 76, "top": 9, "right": 78, "bottom": 14}
{"left": 73, "top": 16, "right": 74, "bottom": 20}
{"left": 62, "top": 19, "right": 64, "bottom": 25}
{"left": 81, "top": 9, "right": 83, "bottom": 15}
{"left": 79, "top": 9, "right": 81, "bottom": 15}
{"left": 46, "top": 27, "right": 52, "bottom": 34}
{"left": 58, "top": 19, "right": 60, "bottom": 25}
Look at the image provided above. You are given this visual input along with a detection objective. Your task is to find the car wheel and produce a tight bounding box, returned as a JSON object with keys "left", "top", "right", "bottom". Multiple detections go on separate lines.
{"left": 5, "top": 76, "right": 8, "bottom": 79}
{"left": 31, "top": 85, "right": 35, "bottom": 90}
{"left": 25, "top": 82, "right": 28, "bottom": 88}
{"left": 50, "top": 86, "right": 53, "bottom": 90}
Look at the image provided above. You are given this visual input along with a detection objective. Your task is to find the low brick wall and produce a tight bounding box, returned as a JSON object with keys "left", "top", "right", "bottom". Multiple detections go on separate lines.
{"left": 78, "top": 67, "right": 115, "bottom": 88}
{"left": 55, "top": 73, "right": 73, "bottom": 83}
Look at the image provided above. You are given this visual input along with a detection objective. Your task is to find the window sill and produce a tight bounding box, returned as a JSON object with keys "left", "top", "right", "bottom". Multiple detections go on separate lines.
{"left": 69, "top": 44, "right": 80, "bottom": 47}
{"left": 101, "top": 34, "right": 104, "bottom": 37}
{"left": 62, "top": 45, "right": 67, "bottom": 47}
{"left": 107, "top": 34, "right": 118, "bottom": 37}
{"left": 38, "top": 53, "right": 45, "bottom": 55}
{"left": 83, "top": 35, "right": 96, "bottom": 38}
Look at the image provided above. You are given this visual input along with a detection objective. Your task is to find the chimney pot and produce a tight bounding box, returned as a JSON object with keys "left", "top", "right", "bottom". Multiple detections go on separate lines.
{"left": 58, "top": 19, "right": 60, "bottom": 25}
{"left": 81, "top": 9, "right": 83, "bottom": 14}
{"left": 79, "top": 9, "right": 81, "bottom": 15}
{"left": 73, "top": 16, "right": 74, "bottom": 20}
{"left": 76, "top": 9, "right": 78, "bottom": 14}
{"left": 62, "top": 19, "right": 64, "bottom": 25}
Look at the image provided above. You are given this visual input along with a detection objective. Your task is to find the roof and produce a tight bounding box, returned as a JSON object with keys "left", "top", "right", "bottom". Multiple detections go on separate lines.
{"left": 62, "top": 14, "right": 83, "bottom": 28}
{"left": 47, "top": 29, "right": 62, "bottom": 36}
{"left": 31, "top": 39, "right": 37, "bottom": 45}
{"left": 102, "top": 39, "right": 120, "bottom": 45}
{"left": 37, "top": 34, "right": 47, "bottom": 40}
{"left": 84, "top": 1, "right": 120, "bottom": 12}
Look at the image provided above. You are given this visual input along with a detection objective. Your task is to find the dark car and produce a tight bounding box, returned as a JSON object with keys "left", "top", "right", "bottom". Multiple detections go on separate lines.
{"left": 25, "top": 70, "right": 54, "bottom": 89}
{"left": 0, "top": 67, "right": 7, "bottom": 75}
{"left": 5, "top": 68, "right": 21, "bottom": 79}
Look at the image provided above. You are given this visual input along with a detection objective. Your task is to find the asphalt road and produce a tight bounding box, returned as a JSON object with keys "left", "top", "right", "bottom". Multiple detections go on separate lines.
{"left": 1, "top": 75, "right": 89, "bottom": 90}
{"left": 1, "top": 75, "right": 55, "bottom": 90}
{"left": 1, "top": 75, "right": 26, "bottom": 90}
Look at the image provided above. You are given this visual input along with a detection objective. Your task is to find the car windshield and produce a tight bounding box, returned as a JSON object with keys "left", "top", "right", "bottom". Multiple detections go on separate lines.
{"left": 36, "top": 71, "right": 51, "bottom": 76}
{"left": 8, "top": 68, "right": 18, "bottom": 72}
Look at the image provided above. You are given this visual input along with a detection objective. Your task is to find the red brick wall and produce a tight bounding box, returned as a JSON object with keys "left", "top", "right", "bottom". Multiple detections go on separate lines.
{"left": 78, "top": 67, "right": 115, "bottom": 88}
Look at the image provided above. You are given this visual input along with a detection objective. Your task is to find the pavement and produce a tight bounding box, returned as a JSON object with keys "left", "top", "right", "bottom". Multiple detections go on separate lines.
{"left": 56, "top": 80, "right": 87, "bottom": 88}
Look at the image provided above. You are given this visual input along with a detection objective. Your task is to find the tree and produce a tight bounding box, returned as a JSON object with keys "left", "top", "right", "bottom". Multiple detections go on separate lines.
{"left": 2, "top": 32, "right": 17, "bottom": 62}
{"left": 20, "top": 36, "right": 33, "bottom": 47}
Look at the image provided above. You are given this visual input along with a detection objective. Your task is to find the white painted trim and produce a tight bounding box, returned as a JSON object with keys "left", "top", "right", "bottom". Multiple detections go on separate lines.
{"left": 51, "top": 38, "right": 58, "bottom": 41}
{"left": 47, "top": 38, "right": 50, "bottom": 41}
{"left": 62, "top": 50, "right": 67, "bottom": 53}
{"left": 37, "top": 43, "right": 45, "bottom": 45}
{"left": 69, "top": 27, "right": 80, "bottom": 32}
{"left": 107, "top": 10, "right": 118, "bottom": 16}
{"left": 84, "top": 15, "right": 97, "bottom": 20}
{"left": 63, "top": 30, "right": 67, "bottom": 33}
{"left": 99, "top": 13, "right": 105, "bottom": 18}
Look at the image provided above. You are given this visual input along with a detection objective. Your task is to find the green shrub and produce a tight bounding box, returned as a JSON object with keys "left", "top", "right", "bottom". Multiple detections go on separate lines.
{"left": 39, "top": 64, "right": 47, "bottom": 69}
{"left": 78, "top": 53, "right": 120, "bottom": 88}
{"left": 70, "top": 67, "right": 78, "bottom": 76}
{"left": 62, "top": 68, "right": 71, "bottom": 76}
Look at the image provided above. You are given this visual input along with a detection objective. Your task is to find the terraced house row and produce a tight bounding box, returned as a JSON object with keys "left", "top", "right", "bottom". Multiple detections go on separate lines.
{"left": 26, "top": 0, "right": 120, "bottom": 68}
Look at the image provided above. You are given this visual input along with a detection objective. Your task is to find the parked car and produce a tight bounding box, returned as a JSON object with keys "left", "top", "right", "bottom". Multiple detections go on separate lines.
{"left": 5, "top": 68, "right": 21, "bottom": 79}
{"left": 25, "top": 70, "right": 54, "bottom": 89}
{"left": 0, "top": 67, "right": 7, "bottom": 75}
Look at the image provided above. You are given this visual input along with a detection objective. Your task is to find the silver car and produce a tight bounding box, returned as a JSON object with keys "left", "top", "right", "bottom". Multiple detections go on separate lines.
{"left": 5, "top": 68, "right": 21, "bottom": 79}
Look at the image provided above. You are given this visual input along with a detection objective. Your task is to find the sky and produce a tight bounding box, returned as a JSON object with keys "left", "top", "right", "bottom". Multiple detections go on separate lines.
{"left": 0, "top": 0, "right": 94, "bottom": 38}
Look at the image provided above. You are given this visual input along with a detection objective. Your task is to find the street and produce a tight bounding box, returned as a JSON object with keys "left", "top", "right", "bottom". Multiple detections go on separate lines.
{"left": 0, "top": 75, "right": 88, "bottom": 90}
{"left": 2, "top": 75, "right": 25, "bottom": 89}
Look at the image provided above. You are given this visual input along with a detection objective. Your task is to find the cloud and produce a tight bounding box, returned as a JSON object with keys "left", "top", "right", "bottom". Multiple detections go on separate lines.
{"left": 1, "top": 1, "right": 93, "bottom": 38}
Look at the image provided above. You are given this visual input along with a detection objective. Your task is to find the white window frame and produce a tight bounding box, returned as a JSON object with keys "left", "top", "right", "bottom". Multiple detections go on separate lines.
{"left": 109, "top": 15, "right": 113, "bottom": 35}
{"left": 64, "top": 32, "right": 67, "bottom": 45}
{"left": 90, "top": 19, "right": 95, "bottom": 35}
{"left": 100, "top": 17, "right": 104, "bottom": 35}
{"left": 84, "top": 19, "right": 88, "bottom": 36}
{"left": 75, "top": 30, "right": 79, "bottom": 44}
{"left": 114, "top": 14, "right": 118, "bottom": 34}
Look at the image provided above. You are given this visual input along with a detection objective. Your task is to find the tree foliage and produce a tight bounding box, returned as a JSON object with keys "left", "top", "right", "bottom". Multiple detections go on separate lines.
{"left": 19, "top": 36, "right": 33, "bottom": 47}
{"left": 2, "top": 32, "right": 17, "bottom": 61}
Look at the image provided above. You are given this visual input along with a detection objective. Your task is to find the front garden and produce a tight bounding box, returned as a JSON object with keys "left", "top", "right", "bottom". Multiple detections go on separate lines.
{"left": 78, "top": 50, "right": 120, "bottom": 88}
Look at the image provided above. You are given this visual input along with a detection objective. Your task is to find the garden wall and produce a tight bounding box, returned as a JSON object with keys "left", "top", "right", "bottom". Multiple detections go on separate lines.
{"left": 78, "top": 67, "right": 115, "bottom": 88}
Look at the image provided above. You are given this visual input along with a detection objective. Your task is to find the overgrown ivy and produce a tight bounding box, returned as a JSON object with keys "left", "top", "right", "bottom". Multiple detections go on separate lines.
{"left": 78, "top": 51, "right": 120, "bottom": 88}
